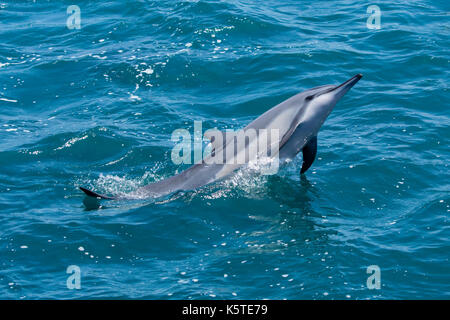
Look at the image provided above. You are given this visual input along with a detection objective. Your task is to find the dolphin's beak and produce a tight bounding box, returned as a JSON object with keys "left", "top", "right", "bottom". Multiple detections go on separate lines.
{"left": 331, "top": 74, "right": 362, "bottom": 100}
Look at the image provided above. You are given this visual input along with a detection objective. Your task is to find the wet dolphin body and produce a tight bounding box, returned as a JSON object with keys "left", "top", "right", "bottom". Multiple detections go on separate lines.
{"left": 80, "top": 74, "right": 362, "bottom": 200}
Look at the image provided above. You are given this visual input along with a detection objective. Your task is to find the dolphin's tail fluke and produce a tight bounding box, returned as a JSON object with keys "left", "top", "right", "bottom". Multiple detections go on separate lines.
{"left": 79, "top": 187, "right": 117, "bottom": 200}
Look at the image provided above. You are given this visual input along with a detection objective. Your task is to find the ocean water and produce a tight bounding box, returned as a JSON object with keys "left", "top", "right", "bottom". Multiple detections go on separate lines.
{"left": 0, "top": 0, "right": 449, "bottom": 299}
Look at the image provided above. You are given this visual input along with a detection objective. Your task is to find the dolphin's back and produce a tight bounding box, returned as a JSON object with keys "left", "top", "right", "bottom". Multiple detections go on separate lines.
{"left": 136, "top": 162, "right": 224, "bottom": 198}
{"left": 245, "top": 85, "right": 334, "bottom": 131}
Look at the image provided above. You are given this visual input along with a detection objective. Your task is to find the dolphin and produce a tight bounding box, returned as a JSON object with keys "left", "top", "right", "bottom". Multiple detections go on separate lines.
{"left": 80, "top": 74, "right": 362, "bottom": 200}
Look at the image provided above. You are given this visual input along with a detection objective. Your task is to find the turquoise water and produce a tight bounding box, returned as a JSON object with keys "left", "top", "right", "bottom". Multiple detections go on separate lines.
{"left": 0, "top": 0, "right": 449, "bottom": 299}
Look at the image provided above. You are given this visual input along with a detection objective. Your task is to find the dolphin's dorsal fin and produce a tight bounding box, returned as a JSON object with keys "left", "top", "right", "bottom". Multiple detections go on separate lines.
{"left": 300, "top": 136, "right": 317, "bottom": 174}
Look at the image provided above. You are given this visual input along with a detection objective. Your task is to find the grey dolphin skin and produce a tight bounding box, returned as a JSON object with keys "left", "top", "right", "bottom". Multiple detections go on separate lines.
{"left": 80, "top": 74, "right": 362, "bottom": 200}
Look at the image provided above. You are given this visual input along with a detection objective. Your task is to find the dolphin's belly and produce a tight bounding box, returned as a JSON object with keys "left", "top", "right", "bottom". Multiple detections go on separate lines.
{"left": 278, "top": 124, "right": 311, "bottom": 161}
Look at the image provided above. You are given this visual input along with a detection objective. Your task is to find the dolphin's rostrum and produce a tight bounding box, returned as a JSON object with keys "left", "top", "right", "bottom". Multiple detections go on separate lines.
{"left": 80, "top": 74, "right": 362, "bottom": 200}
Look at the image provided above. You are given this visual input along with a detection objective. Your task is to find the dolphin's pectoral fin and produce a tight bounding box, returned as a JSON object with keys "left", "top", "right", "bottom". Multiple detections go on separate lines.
{"left": 300, "top": 136, "right": 317, "bottom": 174}
{"left": 79, "top": 187, "right": 116, "bottom": 200}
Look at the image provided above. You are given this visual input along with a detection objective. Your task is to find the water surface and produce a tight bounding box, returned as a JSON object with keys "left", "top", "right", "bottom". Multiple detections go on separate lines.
{"left": 0, "top": 0, "right": 449, "bottom": 299}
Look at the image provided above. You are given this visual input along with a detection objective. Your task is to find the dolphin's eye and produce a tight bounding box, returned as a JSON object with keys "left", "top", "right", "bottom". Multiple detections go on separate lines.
{"left": 305, "top": 95, "right": 314, "bottom": 101}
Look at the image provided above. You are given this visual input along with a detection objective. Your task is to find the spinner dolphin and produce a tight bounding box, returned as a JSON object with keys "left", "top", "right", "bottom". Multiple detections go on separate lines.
{"left": 80, "top": 74, "right": 362, "bottom": 200}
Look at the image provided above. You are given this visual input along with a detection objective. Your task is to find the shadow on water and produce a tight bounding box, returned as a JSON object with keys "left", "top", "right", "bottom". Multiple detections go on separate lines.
{"left": 81, "top": 168, "right": 331, "bottom": 245}
{"left": 264, "top": 173, "right": 335, "bottom": 241}
{"left": 267, "top": 174, "right": 317, "bottom": 214}
{"left": 83, "top": 196, "right": 102, "bottom": 211}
